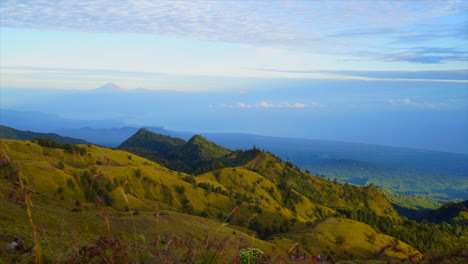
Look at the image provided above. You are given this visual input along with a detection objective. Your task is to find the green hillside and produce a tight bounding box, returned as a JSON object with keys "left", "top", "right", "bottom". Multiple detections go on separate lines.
{"left": 119, "top": 128, "right": 186, "bottom": 156}
{"left": 119, "top": 129, "right": 231, "bottom": 173}
{"left": 279, "top": 217, "right": 421, "bottom": 260}
{"left": 422, "top": 201, "right": 468, "bottom": 225}
{"left": 170, "top": 135, "right": 230, "bottom": 164}
{"left": 0, "top": 125, "right": 89, "bottom": 145}
{"left": 308, "top": 159, "right": 467, "bottom": 212}
{"left": 1, "top": 138, "right": 466, "bottom": 263}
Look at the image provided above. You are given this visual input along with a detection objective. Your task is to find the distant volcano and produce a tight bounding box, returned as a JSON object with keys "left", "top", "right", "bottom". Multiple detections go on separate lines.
{"left": 94, "top": 83, "right": 122, "bottom": 92}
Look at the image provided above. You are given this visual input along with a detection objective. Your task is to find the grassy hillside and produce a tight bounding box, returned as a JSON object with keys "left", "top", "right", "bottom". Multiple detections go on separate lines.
{"left": 1, "top": 138, "right": 466, "bottom": 263}
{"left": 0, "top": 125, "right": 89, "bottom": 145}
{"left": 280, "top": 217, "right": 421, "bottom": 260}
{"left": 120, "top": 130, "right": 231, "bottom": 173}
{"left": 20, "top": 125, "right": 467, "bottom": 212}
{"left": 119, "top": 128, "right": 186, "bottom": 156}
{"left": 169, "top": 135, "right": 231, "bottom": 170}
{"left": 220, "top": 149, "right": 399, "bottom": 219}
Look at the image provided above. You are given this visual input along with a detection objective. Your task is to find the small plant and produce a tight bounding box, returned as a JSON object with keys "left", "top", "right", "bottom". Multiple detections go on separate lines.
{"left": 240, "top": 248, "right": 264, "bottom": 264}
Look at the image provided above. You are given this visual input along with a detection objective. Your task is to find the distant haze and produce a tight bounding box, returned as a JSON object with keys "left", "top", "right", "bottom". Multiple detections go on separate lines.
{"left": 1, "top": 1, "right": 467, "bottom": 153}
{"left": 1, "top": 79, "right": 467, "bottom": 154}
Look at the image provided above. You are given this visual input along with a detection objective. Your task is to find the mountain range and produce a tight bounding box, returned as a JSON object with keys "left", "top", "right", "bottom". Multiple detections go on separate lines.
{"left": 1, "top": 126, "right": 467, "bottom": 263}
{"left": 1, "top": 124, "right": 466, "bottom": 212}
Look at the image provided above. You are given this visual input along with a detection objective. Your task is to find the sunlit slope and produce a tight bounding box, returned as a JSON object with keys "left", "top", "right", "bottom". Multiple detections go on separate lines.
{"left": 0, "top": 139, "right": 423, "bottom": 262}
{"left": 0, "top": 186, "right": 279, "bottom": 262}
{"left": 3, "top": 139, "right": 398, "bottom": 228}
{"left": 0, "top": 124, "right": 89, "bottom": 145}
{"left": 279, "top": 217, "right": 422, "bottom": 260}
{"left": 222, "top": 149, "right": 399, "bottom": 218}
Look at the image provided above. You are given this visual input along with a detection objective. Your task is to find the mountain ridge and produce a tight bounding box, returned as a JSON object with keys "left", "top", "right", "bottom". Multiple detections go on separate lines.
{"left": 2, "top": 136, "right": 466, "bottom": 262}
{"left": 0, "top": 125, "right": 90, "bottom": 145}
{"left": 119, "top": 129, "right": 231, "bottom": 173}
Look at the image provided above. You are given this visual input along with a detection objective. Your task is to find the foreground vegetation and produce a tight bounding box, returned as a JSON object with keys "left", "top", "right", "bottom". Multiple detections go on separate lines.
{"left": 0, "top": 137, "right": 466, "bottom": 263}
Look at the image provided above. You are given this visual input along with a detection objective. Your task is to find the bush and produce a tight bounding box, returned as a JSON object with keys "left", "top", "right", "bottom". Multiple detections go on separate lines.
{"left": 335, "top": 236, "right": 346, "bottom": 246}
{"left": 240, "top": 248, "right": 264, "bottom": 264}
{"left": 67, "top": 178, "right": 75, "bottom": 189}
{"left": 175, "top": 185, "right": 185, "bottom": 194}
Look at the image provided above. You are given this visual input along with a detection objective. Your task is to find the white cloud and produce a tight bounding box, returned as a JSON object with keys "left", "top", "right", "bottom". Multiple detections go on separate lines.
{"left": 220, "top": 101, "right": 311, "bottom": 108}
{"left": 283, "top": 103, "right": 305, "bottom": 108}
{"left": 237, "top": 102, "right": 251, "bottom": 108}
{"left": 1, "top": 0, "right": 465, "bottom": 50}
{"left": 389, "top": 98, "right": 412, "bottom": 105}
{"left": 388, "top": 98, "right": 436, "bottom": 109}
{"left": 256, "top": 101, "right": 275, "bottom": 108}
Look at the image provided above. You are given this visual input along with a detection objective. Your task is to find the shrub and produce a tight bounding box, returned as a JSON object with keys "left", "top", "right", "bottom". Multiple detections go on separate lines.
{"left": 175, "top": 185, "right": 185, "bottom": 194}
{"left": 67, "top": 178, "right": 75, "bottom": 189}
{"left": 335, "top": 236, "right": 346, "bottom": 246}
{"left": 240, "top": 248, "right": 264, "bottom": 264}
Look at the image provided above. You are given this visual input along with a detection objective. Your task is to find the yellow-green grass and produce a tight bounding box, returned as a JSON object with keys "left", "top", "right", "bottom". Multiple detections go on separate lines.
{"left": 0, "top": 186, "right": 281, "bottom": 262}
{"left": 0, "top": 139, "right": 419, "bottom": 263}
{"left": 240, "top": 150, "right": 399, "bottom": 218}
{"left": 281, "top": 217, "right": 422, "bottom": 260}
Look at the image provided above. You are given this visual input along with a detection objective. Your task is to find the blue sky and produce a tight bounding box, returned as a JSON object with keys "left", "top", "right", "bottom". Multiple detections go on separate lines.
{"left": 0, "top": 0, "right": 467, "bottom": 153}
{"left": 0, "top": 0, "right": 467, "bottom": 89}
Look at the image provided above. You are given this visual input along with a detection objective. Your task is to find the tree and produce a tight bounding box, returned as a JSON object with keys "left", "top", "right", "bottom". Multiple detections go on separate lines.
{"left": 335, "top": 236, "right": 346, "bottom": 246}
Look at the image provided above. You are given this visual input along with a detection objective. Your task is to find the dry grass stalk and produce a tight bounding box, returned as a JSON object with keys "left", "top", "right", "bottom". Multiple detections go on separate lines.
{"left": 17, "top": 166, "right": 42, "bottom": 264}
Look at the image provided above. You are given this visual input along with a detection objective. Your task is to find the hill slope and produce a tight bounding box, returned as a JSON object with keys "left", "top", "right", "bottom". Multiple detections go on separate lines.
{"left": 422, "top": 201, "right": 468, "bottom": 224}
{"left": 119, "top": 129, "right": 231, "bottom": 173}
{"left": 168, "top": 135, "right": 231, "bottom": 171}
{"left": 4, "top": 138, "right": 467, "bottom": 263}
{"left": 119, "top": 128, "right": 186, "bottom": 156}
{"left": 0, "top": 125, "right": 89, "bottom": 145}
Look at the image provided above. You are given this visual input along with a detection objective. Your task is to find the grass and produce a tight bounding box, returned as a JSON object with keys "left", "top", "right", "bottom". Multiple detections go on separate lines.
{"left": 4, "top": 139, "right": 463, "bottom": 263}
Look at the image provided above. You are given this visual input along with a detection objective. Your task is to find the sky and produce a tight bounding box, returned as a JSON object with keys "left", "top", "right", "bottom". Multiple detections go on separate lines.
{"left": 0, "top": 0, "right": 467, "bottom": 153}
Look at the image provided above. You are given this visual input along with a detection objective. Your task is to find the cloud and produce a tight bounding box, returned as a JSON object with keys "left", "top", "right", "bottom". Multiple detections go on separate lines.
{"left": 255, "top": 101, "right": 275, "bottom": 108}
{"left": 288, "top": 103, "right": 305, "bottom": 108}
{"left": 332, "top": 23, "right": 468, "bottom": 43}
{"left": 388, "top": 98, "right": 412, "bottom": 105}
{"left": 220, "top": 101, "right": 313, "bottom": 108}
{"left": 1, "top": 0, "right": 466, "bottom": 51}
{"left": 237, "top": 102, "right": 251, "bottom": 108}
{"left": 379, "top": 47, "right": 467, "bottom": 64}
{"left": 388, "top": 98, "right": 436, "bottom": 109}
{"left": 255, "top": 68, "right": 468, "bottom": 82}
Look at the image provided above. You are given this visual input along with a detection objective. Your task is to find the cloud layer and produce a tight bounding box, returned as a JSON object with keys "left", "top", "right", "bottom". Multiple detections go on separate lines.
{"left": 220, "top": 101, "right": 317, "bottom": 109}
{"left": 1, "top": 0, "right": 466, "bottom": 55}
